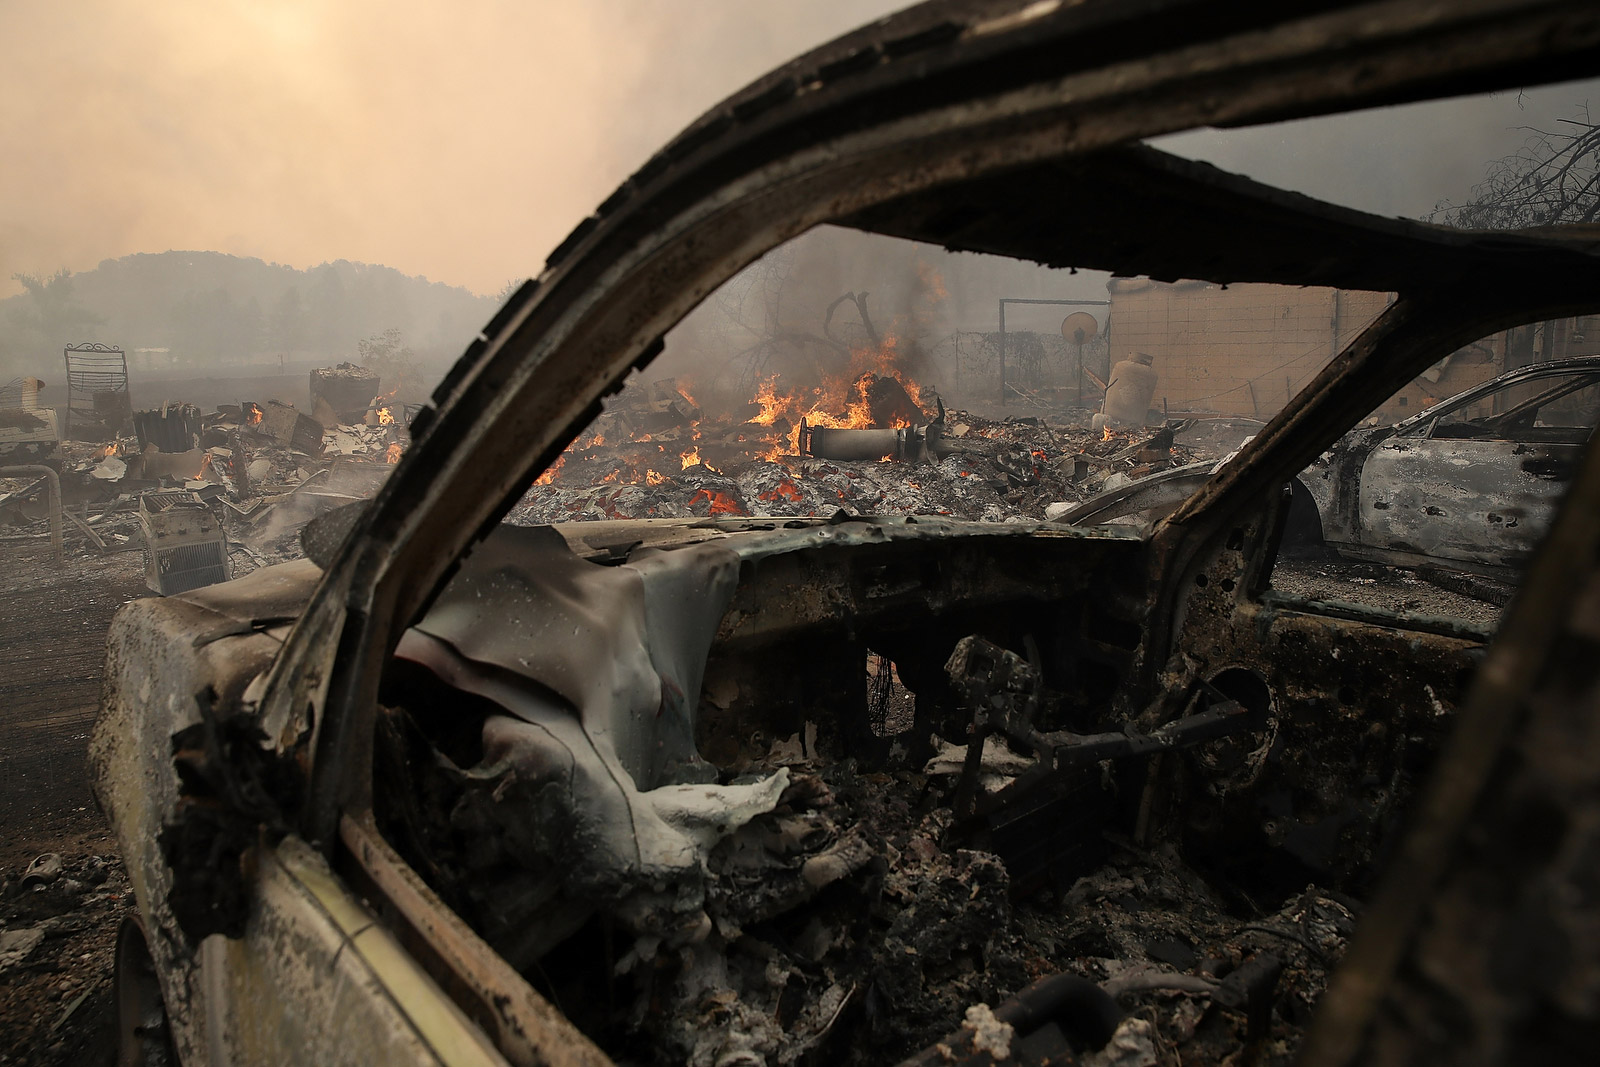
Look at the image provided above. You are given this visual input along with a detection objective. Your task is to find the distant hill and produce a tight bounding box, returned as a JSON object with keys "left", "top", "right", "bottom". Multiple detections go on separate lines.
{"left": 0, "top": 251, "right": 496, "bottom": 379}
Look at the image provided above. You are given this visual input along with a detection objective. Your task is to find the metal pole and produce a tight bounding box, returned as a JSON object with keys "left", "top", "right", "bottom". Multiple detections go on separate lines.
{"left": 994, "top": 298, "right": 1111, "bottom": 410}
{"left": 1077, "top": 340, "right": 1085, "bottom": 407}
{"left": 61, "top": 347, "right": 72, "bottom": 440}
{"left": 998, "top": 299, "right": 1007, "bottom": 408}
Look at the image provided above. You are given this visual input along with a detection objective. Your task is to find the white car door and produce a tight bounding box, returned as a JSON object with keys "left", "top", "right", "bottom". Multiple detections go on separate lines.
{"left": 1354, "top": 369, "right": 1600, "bottom": 575}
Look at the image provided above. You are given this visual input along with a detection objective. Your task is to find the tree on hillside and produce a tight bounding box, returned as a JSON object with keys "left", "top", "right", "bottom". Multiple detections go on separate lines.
{"left": 357, "top": 327, "right": 419, "bottom": 398}
{"left": 170, "top": 286, "right": 264, "bottom": 362}
{"left": 268, "top": 286, "right": 306, "bottom": 355}
{"left": 493, "top": 279, "right": 525, "bottom": 306}
{"left": 9, "top": 269, "right": 102, "bottom": 347}
{"left": 1430, "top": 104, "right": 1600, "bottom": 228}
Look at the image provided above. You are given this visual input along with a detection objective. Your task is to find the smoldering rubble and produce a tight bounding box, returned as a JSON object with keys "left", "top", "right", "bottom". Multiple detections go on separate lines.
{"left": 510, "top": 373, "right": 1236, "bottom": 526}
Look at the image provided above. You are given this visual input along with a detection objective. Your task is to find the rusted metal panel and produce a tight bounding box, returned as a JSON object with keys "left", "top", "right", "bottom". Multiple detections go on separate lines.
{"left": 208, "top": 838, "right": 506, "bottom": 1066}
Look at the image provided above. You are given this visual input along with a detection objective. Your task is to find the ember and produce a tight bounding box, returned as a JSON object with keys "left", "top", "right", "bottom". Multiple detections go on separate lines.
{"left": 688, "top": 487, "right": 746, "bottom": 515}
{"left": 757, "top": 477, "right": 803, "bottom": 502}
{"left": 534, "top": 455, "right": 564, "bottom": 486}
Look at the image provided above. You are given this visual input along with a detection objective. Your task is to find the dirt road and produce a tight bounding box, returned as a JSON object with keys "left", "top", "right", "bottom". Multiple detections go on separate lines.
{"left": 0, "top": 539, "right": 148, "bottom": 1066}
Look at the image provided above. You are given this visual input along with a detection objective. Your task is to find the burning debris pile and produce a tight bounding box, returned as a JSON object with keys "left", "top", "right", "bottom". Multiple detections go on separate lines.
{"left": 513, "top": 355, "right": 1211, "bottom": 525}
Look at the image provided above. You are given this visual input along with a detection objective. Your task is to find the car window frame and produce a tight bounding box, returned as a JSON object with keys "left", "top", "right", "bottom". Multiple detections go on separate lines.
{"left": 1394, "top": 360, "right": 1600, "bottom": 438}
{"left": 244, "top": 1, "right": 1600, "bottom": 852}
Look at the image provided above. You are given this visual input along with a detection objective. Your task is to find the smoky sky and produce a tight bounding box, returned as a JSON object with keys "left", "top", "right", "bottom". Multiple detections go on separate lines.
{"left": 2, "top": 3, "right": 1596, "bottom": 301}
{"left": 0, "top": 0, "right": 904, "bottom": 299}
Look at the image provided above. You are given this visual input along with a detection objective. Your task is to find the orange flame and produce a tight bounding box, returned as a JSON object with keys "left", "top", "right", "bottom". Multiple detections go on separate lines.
{"left": 680, "top": 446, "right": 701, "bottom": 470}
{"left": 386, "top": 442, "right": 402, "bottom": 464}
{"left": 751, "top": 376, "right": 787, "bottom": 426}
{"left": 645, "top": 469, "right": 665, "bottom": 486}
{"left": 377, "top": 406, "right": 395, "bottom": 426}
{"left": 534, "top": 455, "right": 566, "bottom": 486}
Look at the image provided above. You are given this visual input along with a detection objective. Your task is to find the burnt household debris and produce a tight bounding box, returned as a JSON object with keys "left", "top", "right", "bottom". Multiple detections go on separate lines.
{"left": 513, "top": 355, "right": 1247, "bottom": 527}
{"left": 4, "top": 347, "right": 1250, "bottom": 583}
{"left": 0, "top": 367, "right": 407, "bottom": 590}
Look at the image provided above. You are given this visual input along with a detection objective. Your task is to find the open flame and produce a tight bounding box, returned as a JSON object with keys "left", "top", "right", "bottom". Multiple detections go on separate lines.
{"left": 386, "top": 442, "right": 403, "bottom": 464}
{"left": 528, "top": 329, "right": 930, "bottom": 508}
{"left": 244, "top": 402, "right": 263, "bottom": 426}
{"left": 742, "top": 335, "right": 929, "bottom": 454}
{"left": 377, "top": 406, "right": 395, "bottom": 426}
{"left": 534, "top": 455, "right": 566, "bottom": 486}
{"left": 751, "top": 377, "right": 786, "bottom": 426}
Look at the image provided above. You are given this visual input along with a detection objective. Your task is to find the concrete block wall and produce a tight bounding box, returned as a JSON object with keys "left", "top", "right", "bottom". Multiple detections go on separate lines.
{"left": 1107, "top": 279, "right": 1391, "bottom": 418}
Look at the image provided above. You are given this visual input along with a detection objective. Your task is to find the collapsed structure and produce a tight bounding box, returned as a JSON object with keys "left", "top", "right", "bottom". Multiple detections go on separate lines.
{"left": 0, "top": 366, "right": 407, "bottom": 590}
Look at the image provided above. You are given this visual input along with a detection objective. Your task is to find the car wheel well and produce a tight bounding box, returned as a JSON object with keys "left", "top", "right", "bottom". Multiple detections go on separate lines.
{"left": 115, "top": 916, "right": 175, "bottom": 1067}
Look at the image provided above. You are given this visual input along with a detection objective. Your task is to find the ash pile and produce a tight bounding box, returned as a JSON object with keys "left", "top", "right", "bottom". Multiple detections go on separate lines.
{"left": 511, "top": 372, "right": 1227, "bottom": 525}
{"left": 0, "top": 369, "right": 410, "bottom": 588}
{"left": 381, "top": 604, "right": 1352, "bottom": 1067}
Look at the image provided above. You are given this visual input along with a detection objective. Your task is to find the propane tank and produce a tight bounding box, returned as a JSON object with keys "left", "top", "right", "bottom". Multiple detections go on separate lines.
{"left": 1101, "top": 352, "right": 1157, "bottom": 427}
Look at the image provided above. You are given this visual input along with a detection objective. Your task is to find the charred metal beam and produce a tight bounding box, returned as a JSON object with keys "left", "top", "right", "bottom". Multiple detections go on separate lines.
{"left": 898, "top": 971, "right": 1123, "bottom": 1067}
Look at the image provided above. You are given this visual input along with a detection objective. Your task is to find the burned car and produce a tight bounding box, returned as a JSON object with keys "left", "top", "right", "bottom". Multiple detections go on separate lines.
{"left": 1069, "top": 359, "right": 1600, "bottom": 581}
{"left": 90, "top": 3, "right": 1600, "bottom": 1066}
{"left": 1302, "top": 356, "right": 1600, "bottom": 578}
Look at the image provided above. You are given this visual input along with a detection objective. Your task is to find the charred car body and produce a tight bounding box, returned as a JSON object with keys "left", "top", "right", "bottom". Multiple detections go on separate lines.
{"left": 1302, "top": 356, "right": 1600, "bottom": 578}
{"left": 91, "top": 3, "right": 1600, "bottom": 1066}
{"left": 1070, "top": 359, "right": 1600, "bottom": 582}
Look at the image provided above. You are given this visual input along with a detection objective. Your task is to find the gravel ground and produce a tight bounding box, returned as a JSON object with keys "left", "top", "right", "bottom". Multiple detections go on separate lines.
{"left": 1270, "top": 555, "right": 1506, "bottom": 629}
{"left": 0, "top": 540, "right": 147, "bottom": 1066}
